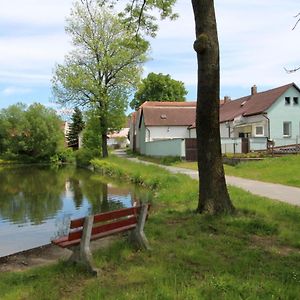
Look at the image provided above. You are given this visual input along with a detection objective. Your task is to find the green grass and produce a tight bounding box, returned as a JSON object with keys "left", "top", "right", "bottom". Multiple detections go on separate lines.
{"left": 1, "top": 156, "right": 300, "bottom": 299}
{"left": 173, "top": 155, "right": 300, "bottom": 187}
{"left": 224, "top": 155, "right": 300, "bottom": 187}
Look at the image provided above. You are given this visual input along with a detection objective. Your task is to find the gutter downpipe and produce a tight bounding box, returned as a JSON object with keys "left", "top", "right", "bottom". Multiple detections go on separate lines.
{"left": 262, "top": 113, "right": 270, "bottom": 139}
{"left": 263, "top": 113, "right": 272, "bottom": 154}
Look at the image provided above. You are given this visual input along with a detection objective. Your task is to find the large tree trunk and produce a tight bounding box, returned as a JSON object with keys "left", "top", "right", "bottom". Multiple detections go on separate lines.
{"left": 101, "top": 132, "right": 108, "bottom": 158}
{"left": 192, "top": 0, "right": 234, "bottom": 214}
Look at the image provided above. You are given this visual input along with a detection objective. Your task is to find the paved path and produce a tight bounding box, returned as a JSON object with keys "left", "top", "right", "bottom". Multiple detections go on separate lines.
{"left": 113, "top": 150, "right": 300, "bottom": 206}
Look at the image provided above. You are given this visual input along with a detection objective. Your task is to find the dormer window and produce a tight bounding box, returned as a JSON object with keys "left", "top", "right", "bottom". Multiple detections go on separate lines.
{"left": 293, "top": 97, "right": 299, "bottom": 105}
{"left": 285, "top": 97, "right": 291, "bottom": 105}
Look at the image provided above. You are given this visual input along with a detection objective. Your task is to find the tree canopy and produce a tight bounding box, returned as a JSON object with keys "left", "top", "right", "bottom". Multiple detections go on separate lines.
{"left": 0, "top": 103, "right": 64, "bottom": 160}
{"left": 52, "top": 0, "right": 149, "bottom": 157}
{"left": 130, "top": 72, "right": 187, "bottom": 110}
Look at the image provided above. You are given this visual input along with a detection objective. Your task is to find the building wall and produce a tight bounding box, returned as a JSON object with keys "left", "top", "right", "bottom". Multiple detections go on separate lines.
{"left": 146, "top": 126, "right": 191, "bottom": 141}
{"left": 144, "top": 139, "right": 185, "bottom": 157}
{"left": 267, "top": 86, "right": 300, "bottom": 147}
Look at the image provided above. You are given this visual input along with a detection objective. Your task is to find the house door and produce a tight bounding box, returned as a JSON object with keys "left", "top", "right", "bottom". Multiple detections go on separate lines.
{"left": 241, "top": 138, "right": 249, "bottom": 153}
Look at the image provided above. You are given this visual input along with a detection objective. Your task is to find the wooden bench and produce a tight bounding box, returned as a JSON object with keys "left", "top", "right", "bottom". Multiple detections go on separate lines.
{"left": 52, "top": 204, "right": 150, "bottom": 275}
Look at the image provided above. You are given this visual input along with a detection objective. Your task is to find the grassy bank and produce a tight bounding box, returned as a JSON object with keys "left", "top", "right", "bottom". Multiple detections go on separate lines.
{"left": 0, "top": 156, "right": 300, "bottom": 299}
{"left": 224, "top": 155, "right": 300, "bottom": 187}
{"left": 173, "top": 155, "right": 300, "bottom": 187}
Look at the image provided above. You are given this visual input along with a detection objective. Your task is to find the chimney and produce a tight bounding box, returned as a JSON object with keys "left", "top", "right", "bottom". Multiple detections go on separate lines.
{"left": 251, "top": 85, "right": 257, "bottom": 95}
{"left": 224, "top": 96, "right": 231, "bottom": 103}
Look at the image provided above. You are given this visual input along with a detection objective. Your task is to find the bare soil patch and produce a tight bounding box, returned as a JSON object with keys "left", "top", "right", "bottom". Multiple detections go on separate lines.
{"left": 0, "top": 237, "right": 114, "bottom": 273}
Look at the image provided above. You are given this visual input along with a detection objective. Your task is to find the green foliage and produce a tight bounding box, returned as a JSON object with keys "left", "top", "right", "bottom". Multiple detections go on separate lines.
{"left": 51, "top": 148, "right": 75, "bottom": 164}
{"left": 117, "top": 0, "right": 178, "bottom": 37}
{"left": 130, "top": 72, "right": 188, "bottom": 110}
{"left": 67, "top": 107, "right": 84, "bottom": 149}
{"left": 75, "top": 148, "right": 101, "bottom": 167}
{"left": 52, "top": 0, "right": 150, "bottom": 156}
{"left": 81, "top": 109, "right": 102, "bottom": 150}
{"left": 0, "top": 103, "right": 64, "bottom": 161}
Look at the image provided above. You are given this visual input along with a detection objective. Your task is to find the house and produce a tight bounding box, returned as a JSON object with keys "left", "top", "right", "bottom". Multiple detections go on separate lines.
{"left": 107, "top": 119, "right": 130, "bottom": 149}
{"left": 132, "top": 82, "right": 300, "bottom": 157}
{"left": 218, "top": 83, "right": 300, "bottom": 153}
{"left": 130, "top": 101, "right": 196, "bottom": 157}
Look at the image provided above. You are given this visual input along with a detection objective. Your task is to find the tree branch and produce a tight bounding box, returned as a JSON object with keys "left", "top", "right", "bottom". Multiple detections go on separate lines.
{"left": 284, "top": 66, "right": 300, "bottom": 74}
{"left": 292, "top": 12, "right": 300, "bottom": 30}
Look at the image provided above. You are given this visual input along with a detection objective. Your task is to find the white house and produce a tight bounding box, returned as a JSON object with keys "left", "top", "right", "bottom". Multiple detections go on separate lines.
{"left": 130, "top": 101, "right": 196, "bottom": 157}
{"left": 218, "top": 83, "right": 300, "bottom": 153}
{"left": 131, "top": 82, "right": 300, "bottom": 157}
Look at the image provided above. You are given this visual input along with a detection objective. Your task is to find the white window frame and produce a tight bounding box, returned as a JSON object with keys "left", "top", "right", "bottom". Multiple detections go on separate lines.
{"left": 283, "top": 121, "right": 292, "bottom": 137}
{"left": 254, "top": 125, "right": 264, "bottom": 137}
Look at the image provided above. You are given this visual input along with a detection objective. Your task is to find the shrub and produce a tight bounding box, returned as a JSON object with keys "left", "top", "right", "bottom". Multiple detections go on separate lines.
{"left": 75, "top": 148, "right": 101, "bottom": 167}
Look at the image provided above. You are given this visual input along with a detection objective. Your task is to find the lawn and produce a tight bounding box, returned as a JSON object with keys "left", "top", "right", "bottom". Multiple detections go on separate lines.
{"left": 0, "top": 156, "right": 299, "bottom": 299}
{"left": 174, "top": 155, "right": 300, "bottom": 187}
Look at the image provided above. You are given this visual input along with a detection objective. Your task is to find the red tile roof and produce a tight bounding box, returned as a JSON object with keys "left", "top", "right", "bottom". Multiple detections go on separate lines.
{"left": 142, "top": 106, "right": 196, "bottom": 126}
{"left": 140, "top": 101, "right": 196, "bottom": 107}
{"left": 220, "top": 83, "right": 299, "bottom": 123}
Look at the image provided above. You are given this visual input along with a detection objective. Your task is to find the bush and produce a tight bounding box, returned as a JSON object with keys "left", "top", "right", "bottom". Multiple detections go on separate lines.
{"left": 57, "top": 148, "right": 75, "bottom": 163}
{"left": 75, "top": 148, "right": 101, "bottom": 167}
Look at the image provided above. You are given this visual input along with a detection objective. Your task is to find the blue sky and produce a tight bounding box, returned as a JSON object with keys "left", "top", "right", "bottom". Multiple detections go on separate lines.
{"left": 0, "top": 0, "right": 299, "bottom": 116}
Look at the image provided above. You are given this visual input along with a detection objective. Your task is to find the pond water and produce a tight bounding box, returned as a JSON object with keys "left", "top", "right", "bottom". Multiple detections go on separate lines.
{"left": 0, "top": 165, "right": 151, "bottom": 257}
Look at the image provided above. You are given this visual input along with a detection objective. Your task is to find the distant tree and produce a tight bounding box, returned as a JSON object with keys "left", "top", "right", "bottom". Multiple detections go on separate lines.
{"left": 67, "top": 107, "right": 85, "bottom": 150}
{"left": 0, "top": 103, "right": 64, "bottom": 160}
{"left": 130, "top": 72, "right": 187, "bottom": 110}
{"left": 52, "top": 0, "right": 149, "bottom": 157}
{"left": 0, "top": 103, "right": 28, "bottom": 156}
{"left": 81, "top": 109, "right": 102, "bottom": 150}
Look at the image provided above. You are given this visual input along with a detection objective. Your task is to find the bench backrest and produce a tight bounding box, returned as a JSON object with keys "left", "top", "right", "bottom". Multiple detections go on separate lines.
{"left": 69, "top": 206, "right": 141, "bottom": 241}
{"left": 53, "top": 205, "right": 149, "bottom": 248}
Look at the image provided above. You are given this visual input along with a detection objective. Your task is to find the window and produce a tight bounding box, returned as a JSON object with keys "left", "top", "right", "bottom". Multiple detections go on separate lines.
{"left": 255, "top": 126, "right": 264, "bottom": 136}
{"left": 293, "top": 97, "right": 299, "bottom": 105}
{"left": 285, "top": 97, "right": 291, "bottom": 105}
{"left": 283, "top": 122, "right": 292, "bottom": 137}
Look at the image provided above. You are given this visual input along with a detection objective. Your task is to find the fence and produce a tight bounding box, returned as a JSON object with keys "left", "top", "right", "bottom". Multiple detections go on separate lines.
{"left": 144, "top": 138, "right": 185, "bottom": 157}
{"left": 221, "top": 137, "right": 268, "bottom": 154}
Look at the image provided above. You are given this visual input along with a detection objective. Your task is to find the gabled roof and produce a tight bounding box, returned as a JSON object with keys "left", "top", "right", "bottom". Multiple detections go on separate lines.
{"left": 141, "top": 106, "right": 196, "bottom": 127}
{"left": 220, "top": 83, "right": 300, "bottom": 123}
{"left": 140, "top": 101, "right": 196, "bottom": 107}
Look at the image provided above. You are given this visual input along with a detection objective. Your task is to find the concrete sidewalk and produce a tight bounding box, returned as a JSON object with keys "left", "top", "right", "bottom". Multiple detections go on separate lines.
{"left": 114, "top": 150, "right": 300, "bottom": 207}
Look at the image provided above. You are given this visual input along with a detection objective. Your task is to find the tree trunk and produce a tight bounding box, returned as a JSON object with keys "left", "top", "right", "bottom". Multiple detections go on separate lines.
{"left": 101, "top": 132, "right": 108, "bottom": 158}
{"left": 99, "top": 113, "right": 108, "bottom": 158}
{"left": 192, "top": 0, "right": 234, "bottom": 214}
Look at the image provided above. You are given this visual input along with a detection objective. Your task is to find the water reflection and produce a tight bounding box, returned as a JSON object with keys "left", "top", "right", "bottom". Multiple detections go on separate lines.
{"left": 0, "top": 165, "right": 151, "bottom": 257}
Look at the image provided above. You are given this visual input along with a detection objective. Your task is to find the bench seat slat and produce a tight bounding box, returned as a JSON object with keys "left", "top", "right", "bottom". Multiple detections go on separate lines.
{"left": 70, "top": 207, "right": 139, "bottom": 229}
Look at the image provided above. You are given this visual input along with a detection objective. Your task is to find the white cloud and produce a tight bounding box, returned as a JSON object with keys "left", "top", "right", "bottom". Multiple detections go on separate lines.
{"left": 0, "top": 0, "right": 299, "bottom": 106}
{"left": 0, "top": 0, "right": 73, "bottom": 26}
{"left": 1, "top": 86, "right": 32, "bottom": 96}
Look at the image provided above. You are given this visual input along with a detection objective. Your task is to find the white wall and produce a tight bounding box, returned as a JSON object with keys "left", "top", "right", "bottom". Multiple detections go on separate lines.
{"left": 145, "top": 139, "right": 186, "bottom": 157}
{"left": 147, "top": 126, "right": 191, "bottom": 141}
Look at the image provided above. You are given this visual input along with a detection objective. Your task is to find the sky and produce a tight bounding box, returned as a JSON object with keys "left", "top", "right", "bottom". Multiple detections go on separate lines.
{"left": 0, "top": 0, "right": 299, "bottom": 116}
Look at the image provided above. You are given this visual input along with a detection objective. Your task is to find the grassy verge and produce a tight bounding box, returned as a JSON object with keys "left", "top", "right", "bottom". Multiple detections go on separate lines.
{"left": 224, "top": 155, "right": 300, "bottom": 187}
{"left": 173, "top": 155, "right": 300, "bottom": 187}
{"left": 0, "top": 156, "right": 300, "bottom": 299}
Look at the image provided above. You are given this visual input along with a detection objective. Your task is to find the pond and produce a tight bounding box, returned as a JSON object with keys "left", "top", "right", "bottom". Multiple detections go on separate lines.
{"left": 0, "top": 165, "right": 152, "bottom": 257}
